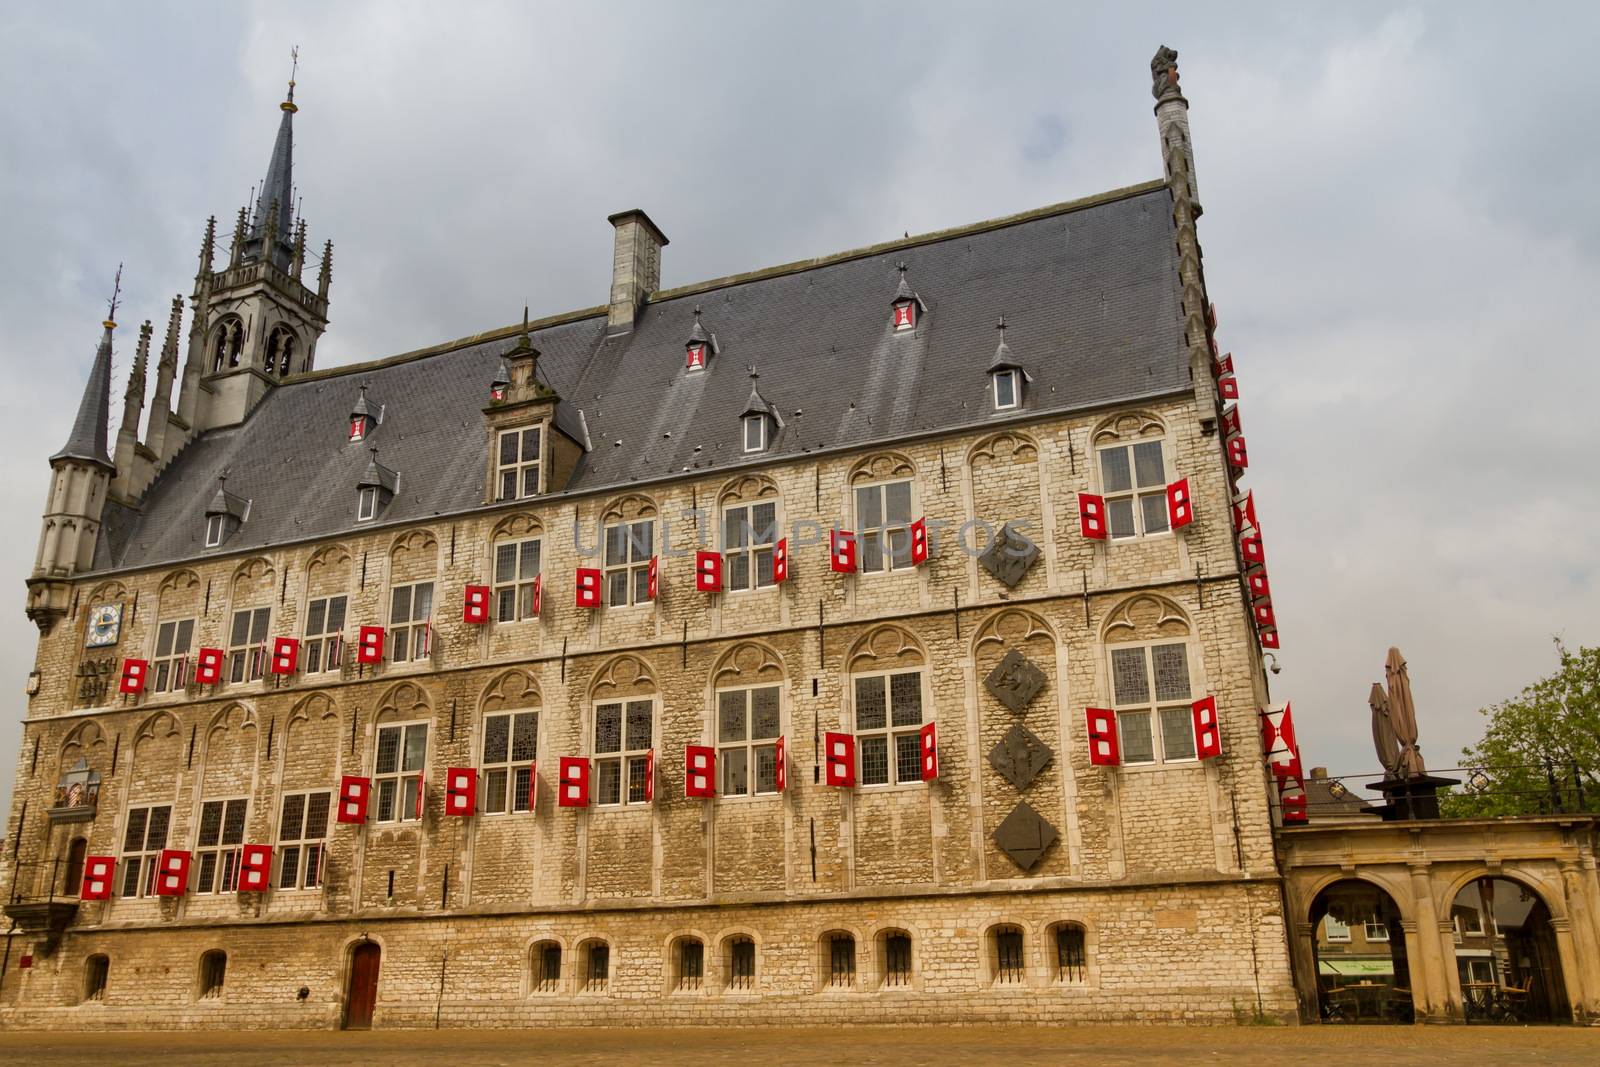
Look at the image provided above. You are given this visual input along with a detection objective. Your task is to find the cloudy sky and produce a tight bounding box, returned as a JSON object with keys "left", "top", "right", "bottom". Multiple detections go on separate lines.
{"left": 2, "top": 2, "right": 1597, "bottom": 818}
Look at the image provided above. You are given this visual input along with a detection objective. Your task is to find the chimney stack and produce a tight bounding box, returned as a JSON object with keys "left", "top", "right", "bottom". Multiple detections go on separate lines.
{"left": 606, "top": 209, "right": 668, "bottom": 335}
{"left": 1151, "top": 45, "right": 1200, "bottom": 216}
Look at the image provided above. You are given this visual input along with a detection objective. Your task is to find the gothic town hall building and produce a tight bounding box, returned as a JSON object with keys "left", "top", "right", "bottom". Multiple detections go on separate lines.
{"left": 1, "top": 49, "right": 1299, "bottom": 1028}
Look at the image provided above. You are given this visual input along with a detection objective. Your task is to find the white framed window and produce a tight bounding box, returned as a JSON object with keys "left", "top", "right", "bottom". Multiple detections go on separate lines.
{"left": 1461, "top": 958, "right": 1496, "bottom": 986}
{"left": 1108, "top": 640, "right": 1196, "bottom": 765}
{"left": 151, "top": 617, "right": 195, "bottom": 693}
{"left": 482, "top": 710, "right": 538, "bottom": 814}
{"left": 852, "top": 669, "right": 925, "bottom": 786}
{"left": 374, "top": 721, "right": 428, "bottom": 823}
{"left": 722, "top": 501, "right": 776, "bottom": 592}
{"left": 227, "top": 606, "right": 270, "bottom": 684}
{"left": 992, "top": 370, "right": 1019, "bottom": 410}
{"left": 1098, "top": 438, "right": 1169, "bottom": 539}
{"left": 603, "top": 520, "right": 653, "bottom": 607}
{"left": 356, "top": 486, "right": 378, "bottom": 522}
{"left": 716, "top": 685, "right": 781, "bottom": 796}
{"left": 496, "top": 426, "right": 542, "bottom": 502}
{"left": 492, "top": 538, "right": 542, "bottom": 622}
{"left": 1324, "top": 916, "right": 1352, "bottom": 943}
{"left": 853, "top": 479, "right": 914, "bottom": 574}
{"left": 1363, "top": 916, "right": 1390, "bottom": 942}
{"left": 1454, "top": 905, "right": 1486, "bottom": 937}
{"left": 204, "top": 514, "right": 225, "bottom": 548}
{"left": 388, "top": 581, "right": 434, "bottom": 662}
{"left": 593, "top": 699, "right": 653, "bottom": 806}
{"left": 193, "top": 798, "right": 248, "bottom": 894}
{"left": 276, "top": 791, "right": 330, "bottom": 890}
{"left": 742, "top": 415, "right": 767, "bottom": 453}
{"left": 301, "top": 595, "right": 346, "bottom": 674}
{"left": 118, "top": 804, "right": 171, "bottom": 898}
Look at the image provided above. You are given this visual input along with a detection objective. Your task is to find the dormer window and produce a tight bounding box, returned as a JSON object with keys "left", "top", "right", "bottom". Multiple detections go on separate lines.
{"left": 490, "top": 359, "right": 510, "bottom": 403}
{"left": 496, "top": 427, "right": 542, "bottom": 501}
{"left": 357, "top": 486, "right": 379, "bottom": 522}
{"left": 892, "top": 300, "right": 916, "bottom": 331}
{"left": 203, "top": 479, "right": 248, "bottom": 548}
{"left": 988, "top": 317, "right": 1024, "bottom": 412}
{"left": 743, "top": 414, "right": 767, "bottom": 453}
{"left": 205, "top": 514, "right": 227, "bottom": 547}
{"left": 889, "top": 262, "right": 925, "bottom": 333}
{"left": 992, "top": 370, "right": 1019, "bottom": 410}
{"left": 349, "top": 415, "right": 369, "bottom": 442}
{"left": 740, "top": 371, "right": 777, "bottom": 455}
{"left": 686, "top": 342, "right": 707, "bottom": 371}
{"left": 349, "top": 385, "right": 380, "bottom": 443}
{"left": 358, "top": 450, "right": 399, "bottom": 521}
{"left": 685, "top": 307, "right": 716, "bottom": 372}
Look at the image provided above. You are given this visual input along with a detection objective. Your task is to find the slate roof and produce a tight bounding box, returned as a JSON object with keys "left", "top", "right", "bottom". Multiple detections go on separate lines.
{"left": 53, "top": 323, "right": 115, "bottom": 469}
{"left": 94, "top": 180, "right": 1189, "bottom": 574}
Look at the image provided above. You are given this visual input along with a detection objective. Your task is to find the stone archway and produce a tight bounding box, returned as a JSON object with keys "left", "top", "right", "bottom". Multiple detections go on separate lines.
{"left": 1449, "top": 876, "right": 1570, "bottom": 1023}
{"left": 1309, "top": 879, "right": 1414, "bottom": 1023}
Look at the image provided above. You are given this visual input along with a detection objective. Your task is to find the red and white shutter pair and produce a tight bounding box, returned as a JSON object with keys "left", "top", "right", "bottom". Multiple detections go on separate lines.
{"left": 695, "top": 551, "right": 722, "bottom": 593}
{"left": 823, "top": 731, "right": 856, "bottom": 787}
{"left": 1191, "top": 696, "right": 1222, "bottom": 760}
{"left": 1260, "top": 627, "right": 1281, "bottom": 650}
{"left": 1078, "top": 493, "right": 1107, "bottom": 540}
{"left": 80, "top": 856, "right": 116, "bottom": 901}
{"left": 1253, "top": 601, "right": 1277, "bottom": 630}
{"left": 270, "top": 636, "right": 299, "bottom": 675}
{"left": 463, "top": 584, "right": 491, "bottom": 624}
{"left": 154, "top": 849, "right": 191, "bottom": 896}
{"left": 575, "top": 567, "right": 602, "bottom": 609}
{"left": 1260, "top": 702, "right": 1303, "bottom": 783}
{"left": 1246, "top": 567, "right": 1271, "bottom": 601}
{"left": 1226, "top": 436, "right": 1249, "bottom": 469}
{"left": 237, "top": 844, "right": 273, "bottom": 893}
{"left": 119, "top": 658, "right": 148, "bottom": 694}
{"left": 337, "top": 774, "right": 371, "bottom": 824}
{"left": 1221, "top": 405, "right": 1242, "bottom": 439}
{"left": 1279, "top": 783, "right": 1308, "bottom": 824}
{"left": 1240, "top": 530, "right": 1266, "bottom": 567}
{"left": 646, "top": 556, "right": 660, "bottom": 601}
{"left": 773, "top": 538, "right": 790, "bottom": 584}
{"left": 685, "top": 745, "right": 716, "bottom": 798}
{"left": 1085, "top": 707, "right": 1120, "bottom": 766}
{"left": 909, "top": 517, "right": 930, "bottom": 565}
{"left": 919, "top": 721, "right": 939, "bottom": 781}
{"left": 193, "top": 647, "right": 225, "bottom": 685}
{"left": 445, "top": 767, "right": 478, "bottom": 816}
{"left": 1166, "top": 478, "right": 1194, "bottom": 529}
{"left": 1232, "top": 491, "right": 1257, "bottom": 533}
{"left": 830, "top": 530, "right": 857, "bottom": 573}
{"left": 686, "top": 342, "right": 707, "bottom": 371}
{"left": 356, "top": 626, "right": 385, "bottom": 665}
{"left": 558, "top": 757, "right": 590, "bottom": 807}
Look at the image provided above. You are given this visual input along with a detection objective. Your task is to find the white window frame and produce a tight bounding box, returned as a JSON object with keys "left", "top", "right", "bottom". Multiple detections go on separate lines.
{"left": 1363, "top": 915, "right": 1390, "bottom": 943}
{"left": 226, "top": 606, "right": 270, "bottom": 685}
{"left": 715, "top": 684, "right": 781, "bottom": 797}
{"left": 1324, "top": 915, "right": 1352, "bottom": 943}
{"left": 1097, "top": 437, "right": 1171, "bottom": 540}
{"left": 592, "top": 698, "right": 654, "bottom": 807}
{"left": 204, "top": 514, "right": 225, "bottom": 548}
{"left": 356, "top": 486, "right": 378, "bottom": 522}
{"left": 193, "top": 797, "right": 248, "bottom": 894}
{"left": 301, "top": 594, "right": 347, "bottom": 675}
{"left": 853, "top": 478, "right": 916, "bottom": 575}
{"left": 276, "top": 790, "right": 331, "bottom": 890}
{"left": 481, "top": 709, "right": 539, "bottom": 815}
{"left": 373, "top": 720, "right": 429, "bottom": 823}
{"left": 495, "top": 425, "right": 543, "bottom": 502}
{"left": 387, "top": 581, "right": 434, "bottom": 663}
{"left": 851, "top": 668, "right": 926, "bottom": 787}
{"left": 492, "top": 537, "right": 542, "bottom": 623}
{"left": 1108, "top": 638, "right": 1198, "bottom": 766}
{"left": 721, "top": 500, "right": 777, "bottom": 593}
{"left": 151, "top": 617, "right": 195, "bottom": 694}
{"left": 992, "top": 369, "right": 1020, "bottom": 411}
{"left": 742, "top": 415, "right": 767, "bottom": 453}
{"left": 602, "top": 519, "right": 654, "bottom": 607}
{"left": 118, "top": 803, "right": 172, "bottom": 898}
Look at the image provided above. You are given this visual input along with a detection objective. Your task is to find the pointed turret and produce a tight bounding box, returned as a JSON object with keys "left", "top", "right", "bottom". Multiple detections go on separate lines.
{"left": 140, "top": 295, "right": 183, "bottom": 481}
{"left": 109, "top": 319, "right": 151, "bottom": 497}
{"left": 244, "top": 61, "right": 298, "bottom": 269}
{"left": 50, "top": 312, "right": 117, "bottom": 470}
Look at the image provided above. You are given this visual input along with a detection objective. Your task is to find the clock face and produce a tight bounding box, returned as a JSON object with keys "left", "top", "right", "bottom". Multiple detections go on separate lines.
{"left": 85, "top": 603, "right": 122, "bottom": 648}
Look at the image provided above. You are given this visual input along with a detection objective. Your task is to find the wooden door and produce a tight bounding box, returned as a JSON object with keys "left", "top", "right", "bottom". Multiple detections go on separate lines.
{"left": 344, "top": 942, "right": 381, "bottom": 1030}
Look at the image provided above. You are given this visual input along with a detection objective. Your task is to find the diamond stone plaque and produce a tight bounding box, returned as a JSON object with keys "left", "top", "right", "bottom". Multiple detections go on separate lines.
{"left": 984, "top": 649, "right": 1047, "bottom": 714}
{"left": 987, "top": 723, "right": 1052, "bottom": 791}
{"left": 978, "top": 523, "right": 1040, "bottom": 588}
{"left": 992, "top": 801, "right": 1058, "bottom": 871}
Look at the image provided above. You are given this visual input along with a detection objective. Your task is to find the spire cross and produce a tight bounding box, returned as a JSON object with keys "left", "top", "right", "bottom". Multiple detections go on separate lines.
{"left": 996, "top": 315, "right": 1007, "bottom": 337}
{"left": 896, "top": 261, "right": 907, "bottom": 276}
{"left": 105, "top": 263, "right": 123, "bottom": 326}
{"left": 288, "top": 45, "right": 299, "bottom": 102}
{"left": 747, "top": 364, "right": 759, "bottom": 382}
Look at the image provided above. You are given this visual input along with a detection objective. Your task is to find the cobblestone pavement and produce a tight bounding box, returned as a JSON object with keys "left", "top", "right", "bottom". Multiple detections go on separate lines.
{"left": 3, "top": 1025, "right": 1600, "bottom": 1066}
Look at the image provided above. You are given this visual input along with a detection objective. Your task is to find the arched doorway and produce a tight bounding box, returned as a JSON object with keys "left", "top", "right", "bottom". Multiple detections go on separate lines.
{"left": 343, "top": 941, "right": 381, "bottom": 1030}
{"left": 1310, "top": 879, "right": 1413, "bottom": 1023}
{"left": 62, "top": 837, "right": 88, "bottom": 896}
{"left": 1450, "top": 877, "right": 1569, "bottom": 1023}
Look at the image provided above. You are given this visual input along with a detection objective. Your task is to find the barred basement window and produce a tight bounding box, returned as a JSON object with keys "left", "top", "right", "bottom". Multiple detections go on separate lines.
{"left": 151, "top": 617, "right": 194, "bottom": 693}
{"left": 388, "top": 581, "right": 434, "bottom": 662}
{"left": 852, "top": 669, "right": 925, "bottom": 786}
{"left": 227, "top": 606, "right": 270, "bottom": 684}
{"left": 727, "top": 937, "right": 756, "bottom": 992}
{"left": 496, "top": 426, "right": 542, "bottom": 502}
{"left": 194, "top": 798, "right": 248, "bottom": 893}
{"left": 581, "top": 941, "right": 610, "bottom": 993}
{"left": 603, "top": 519, "right": 654, "bottom": 607}
{"left": 1109, "top": 640, "right": 1196, "bottom": 765}
{"left": 277, "top": 791, "right": 330, "bottom": 890}
{"left": 198, "top": 950, "right": 226, "bottom": 999}
{"left": 1053, "top": 923, "right": 1087, "bottom": 983}
{"left": 716, "top": 685, "right": 780, "bottom": 796}
{"left": 119, "top": 804, "right": 171, "bottom": 898}
{"left": 532, "top": 941, "right": 562, "bottom": 994}
{"left": 301, "top": 595, "right": 347, "bottom": 674}
{"left": 593, "top": 699, "right": 652, "bottom": 806}
{"left": 675, "top": 938, "right": 704, "bottom": 992}
{"left": 1098, "top": 438, "right": 1170, "bottom": 539}
{"left": 882, "top": 931, "right": 913, "bottom": 988}
{"left": 482, "top": 710, "right": 538, "bottom": 814}
{"left": 825, "top": 933, "right": 856, "bottom": 989}
{"left": 721, "top": 501, "right": 776, "bottom": 591}
{"left": 374, "top": 722, "right": 428, "bottom": 823}
{"left": 992, "top": 925, "right": 1025, "bottom": 985}
{"left": 83, "top": 954, "right": 109, "bottom": 1002}
{"left": 493, "top": 537, "right": 542, "bottom": 622}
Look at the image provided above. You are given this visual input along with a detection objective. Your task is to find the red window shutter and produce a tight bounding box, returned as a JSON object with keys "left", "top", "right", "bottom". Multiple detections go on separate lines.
{"left": 893, "top": 301, "right": 915, "bottom": 329}
{"left": 270, "top": 636, "right": 299, "bottom": 675}
{"left": 823, "top": 731, "right": 856, "bottom": 787}
{"left": 1246, "top": 566, "right": 1271, "bottom": 601}
{"left": 154, "top": 849, "right": 191, "bottom": 896}
{"left": 830, "top": 530, "right": 857, "bottom": 573}
{"left": 1166, "top": 479, "right": 1194, "bottom": 529}
{"left": 1085, "top": 707, "right": 1120, "bottom": 767}
{"left": 558, "top": 757, "right": 590, "bottom": 807}
{"left": 647, "top": 555, "right": 660, "bottom": 601}
{"left": 575, "top": 567, "right": 601, "bottom": 609}
{"left": 195, "top": 647, "right": 224, "bottom": 685}
{"left": 1213, "top": 353, "right": 1234, "bottom": 377}
{"left": 1260, "top": 626, "right": 1281, "bottom": 650}
{"left": 1280, "top": 781, "right": 1308, "bottom": 824}
{"left": 1077, "top": 493, "right": 1107, "bottom": 540}
{"left": 695, "top": 550, "right": 722, "bottom": 593}
{"left": 463, "top": 584, "right": 490, "bottom": 624}
{"left": 414, "top": 771, "right": 426, "bottom": 819}
{"left": 119, "top": 658, "right": 148, "bottom": 694}
{"left": 1226, "top": 435, "right": 1248, "bottom": 469}
{"left": 1240, "top": 530, "right": 1266, "bottom": 566}
{"left": 773, "top": 538, "right": 789, "bottom": 583}
{"left": 775, "top": 735, "right": 786, "bottom": 792}
{"left": 356, "top": 625, "right": 385, "bottom": 665}
{"left": 1260, "top": 702, "right": 1300, "bottom": 780}
{"left": 1253, "top": 600, "right": 1277, "bottom": 629}
{"left": 1218, "top": 375, "right": 1240, "bottom": 400}
{"left": 336, "top": 775, "right": 370, "bottom": 824}
{"left": 686, "top": 342, "right": 706, "bottom": 370}
{"left": 349, "top": 416, "right": 366, "bottom": 441}
{"left": 910, "top": 517, "right": 929, "bottom": 565}
{"left": 1232, "top": 490, "right": 1257, "bottom": 532}
{"left": 80, "top": 856, "right": 116, "bottom": 900}
{"left": 531, "top": 574, "right": 543, "bottom": 617}
{"left": 444, "top": 767, "right": 477, "bottom": 816}
{"left": 238, "top": 844, "right": 273, "bottom": 893}
{"left": 1191, "top": 696, "right": 1222, "bottom": 759}
{"left": 685, "top": 745, "right": 716, "bottom": 798}
{"left": 1222, "top": 405, "right": 1242, "bottom": 438}
{"left": 527, "top": 762, "right": 539, "bottom": 812}
{"left": 919, "top": 721, "right": 939, "bottom": 781}
{"left": 645, "top": 748, "right": 656, "bottom": 802}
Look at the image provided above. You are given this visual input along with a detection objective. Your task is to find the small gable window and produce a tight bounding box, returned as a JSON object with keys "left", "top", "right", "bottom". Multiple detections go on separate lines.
{"left": 203, "top": 478, "right": 248, "bottom": 548}
{"left": 685, "top": 307, "right": 716, "bottom": 371}
{"left": 890, "top": 262, "right": 924, "bottom": 333}
{"left": 740, "top": 370, "right": 777, "bottom": 455}
{"left": 349, "top": 385, "right": 379, "bottom": 443}
{"left": 356, "top": 486, "right": 379, "bottom": 522}
{"left": 989, "top": 317, "right": 1023, "bottom": 412}
{"left": 204, "top": 514, "right": 226, "bottom": 548}
{"left": 357, "top": 450, "right": 398, "bottom": 522}
{"left": 742, "top": 415, "right": 766, "bottom": 453}
{"left": 489, "top": 359, "right": 510, "bottom": 403}
{"left": 349, "top": 416, "right": 368, "bottom": 443}
{"left": 496, "top": 427, "right": 542, "bottom": 501}
{"left": 993, "top": 369, "right": 1019, "bottom": 410}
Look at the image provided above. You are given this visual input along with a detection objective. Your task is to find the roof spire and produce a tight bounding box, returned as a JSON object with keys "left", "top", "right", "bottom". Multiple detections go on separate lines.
{"left": 105, "top": 263, "right": 122, "bottom": 328}
{"left": 284, "top": 45, "right": 299, "bottom": 112}
{"left": 246, "top": 47, "right": 299, "bottom": 267}
{"left": 989, "top": 313, "right": 1022, "bottom": 373}
{"left": 53, "top": 274, "right": 120, "bottom": 470}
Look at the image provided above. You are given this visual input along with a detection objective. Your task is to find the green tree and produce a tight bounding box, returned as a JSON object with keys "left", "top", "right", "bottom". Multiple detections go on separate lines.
{"left": 1441, "top": 642, "right": 1600, "bottom": 818}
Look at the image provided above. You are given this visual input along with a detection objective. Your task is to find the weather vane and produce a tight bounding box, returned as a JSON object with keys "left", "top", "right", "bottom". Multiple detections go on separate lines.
{"left": 105, "top": 263, "right": 123, "bottom": 326}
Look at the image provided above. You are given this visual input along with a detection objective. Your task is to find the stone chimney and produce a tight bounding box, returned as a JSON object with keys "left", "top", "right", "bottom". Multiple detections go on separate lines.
{"left": 1151, "top": 45, "right": 1200, "bottom": 216}
{"left": 606, "top": 209, "right": 669, "bottom": 335}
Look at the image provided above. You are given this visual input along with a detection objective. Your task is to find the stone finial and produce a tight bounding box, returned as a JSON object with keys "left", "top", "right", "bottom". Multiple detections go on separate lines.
{"left": 1151, "top": 45, "right": 1182, "bottom": 101}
